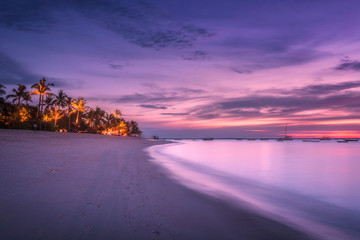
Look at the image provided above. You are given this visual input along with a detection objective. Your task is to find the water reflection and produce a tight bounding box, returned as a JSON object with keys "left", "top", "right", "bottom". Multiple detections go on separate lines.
{"left": 148, "top": 140, "right": 360, "bottom": 240}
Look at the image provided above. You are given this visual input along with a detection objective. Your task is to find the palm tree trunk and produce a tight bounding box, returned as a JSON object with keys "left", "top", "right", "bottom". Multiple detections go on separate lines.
{"left": 39, "top": 94, "right": 44, "bottom": 130}
{"left": 54, "top": 107, "right": 57, "bottom": 127}
{"left": 76, "top": 110, "right": 79, "bottom": 124}
{"left": 40, "top": 94, "right": 44, "bottom": 115}
{"left": 68, "top": 112, "right": 71, "bottom": 131}
{"left": 18, "top": 97, "right": 21, "bottom": 120}
{"left": 75, "top": 110, "right": 80, "bottom": 132}
{"left": 36, "top": 94, "right": 41, "bottom": 118}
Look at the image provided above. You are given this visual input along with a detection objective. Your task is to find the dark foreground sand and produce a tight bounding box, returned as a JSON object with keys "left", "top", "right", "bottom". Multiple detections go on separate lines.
{"left": 0, "top": 129, "right": 317, "bottom": 240}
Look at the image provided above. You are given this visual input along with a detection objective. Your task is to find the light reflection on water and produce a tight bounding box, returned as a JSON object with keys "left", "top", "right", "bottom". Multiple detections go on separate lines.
{"left": 147, "top": 140, "right": 360, "bottom": 240}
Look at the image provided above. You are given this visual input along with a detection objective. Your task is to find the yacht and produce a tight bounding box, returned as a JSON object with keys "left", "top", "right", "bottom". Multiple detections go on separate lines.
{"left": 277, "top": 124, "right": 293, "bottom": 141}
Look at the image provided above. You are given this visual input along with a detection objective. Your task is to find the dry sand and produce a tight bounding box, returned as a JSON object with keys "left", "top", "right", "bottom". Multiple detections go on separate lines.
{"left": 0, "top": 129, "right": 317, "bottom": 240}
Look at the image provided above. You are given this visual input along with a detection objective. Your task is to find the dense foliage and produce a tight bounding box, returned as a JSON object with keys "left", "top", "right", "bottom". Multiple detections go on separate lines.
{"left": 0, "top": 79, "right": 142, "bottom": 137}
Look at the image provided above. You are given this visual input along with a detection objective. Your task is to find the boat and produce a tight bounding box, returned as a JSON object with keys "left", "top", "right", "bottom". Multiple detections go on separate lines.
{"left": 283, "top": 135, "right": 293, "bottom": 140}
{"left": 247, "top": 138, "right": 256, "bottom": 141}
{"left": 320, "top": 137, "right": 331, "bottom": 140}
{"left": 337, "top": 140, "right": 348, "bottom": 143}
{"left": 302, "top": 139, "right": 320, "bottom": 142}
{"left": 345, "top": 139, "right": 359, "bottom": 142}
{"left": 260, "top": 138, "right": 270, "bottom": 140}
{"left": 278, "top": 124, "right": 293, "bottom": 141}
{"left": 203, "top": 137, "right": 214, "bottom": 141}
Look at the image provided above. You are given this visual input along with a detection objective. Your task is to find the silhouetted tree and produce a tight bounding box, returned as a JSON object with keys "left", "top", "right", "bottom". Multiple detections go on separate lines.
{"left": 6, "top": 84, "right": 28, "bottom": 119}
{"left": 53, "top": 90, "right": 67, "bottom": 109}
{"left": 64, "top": 96, "right": 73, "bottom": 131}
{"left": 49, "top": 106, "right": 64, "bottom": 127}
{"left": 0, "top": 84, "right": 5, "bottom": 103}
{"left": 128, "top": 120, "right": 142, "bottom": 137}
{"left": 23, "top": 92, "right": 32, "bottom": 106}
{"left": 31, "top": 78, "right": 54, "bottom": 118}
{"left": 71, "top": 97, "right": 86, "bottom": 128}
{"left": 87, "top": 106, "right": 105, "bottom": 132}
{"left": 1, "top": 79, "right": 142, "bottom": 135}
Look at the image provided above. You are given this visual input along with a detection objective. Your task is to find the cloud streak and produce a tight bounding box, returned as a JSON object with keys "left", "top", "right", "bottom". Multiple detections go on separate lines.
{"left": 285, "top": 81, "right": 360, "bottom": 95}
{"left": 138, "top": 104, "right": 167, "bottom": 109}
{"left": 88, "top": 0, "right": 215, "bottom": 50}
{"left": 0, "top": 51, "right": 39, "bottom": 84}
{"left": 334, "top": 58, "right": 360, "bottom": 71}
{"left": 187, "top": 81, "right": 360, "bottom": 120}
{"left": 0, "top": 0, "right": 213, "bottom": 50}
{"left": 89, "top": 87, "right": 206, "bottom": 104}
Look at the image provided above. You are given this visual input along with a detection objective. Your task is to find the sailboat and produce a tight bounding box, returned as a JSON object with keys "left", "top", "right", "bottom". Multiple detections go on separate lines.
{"left": 277, "top": 124, "right": 293, "bottom": 141}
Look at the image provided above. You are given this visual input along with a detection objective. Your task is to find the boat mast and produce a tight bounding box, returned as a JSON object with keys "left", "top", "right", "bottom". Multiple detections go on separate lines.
{"left": 284, "top": 123, "right": 288, "bottom": 137}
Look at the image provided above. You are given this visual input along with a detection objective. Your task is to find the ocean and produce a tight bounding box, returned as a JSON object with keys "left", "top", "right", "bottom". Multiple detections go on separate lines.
{"left": 147, "top": 139, "right": 360, "bottom": 240}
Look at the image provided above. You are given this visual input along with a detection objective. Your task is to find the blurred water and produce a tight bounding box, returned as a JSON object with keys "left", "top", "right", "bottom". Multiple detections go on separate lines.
{"left": 148, "top": 139, "right": 360, "bottom": 240}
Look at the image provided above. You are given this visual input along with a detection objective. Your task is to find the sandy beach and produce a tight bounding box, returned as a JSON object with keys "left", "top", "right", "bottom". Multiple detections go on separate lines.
{"left": 0, "top": 129, "right": 316, "bottom": 240}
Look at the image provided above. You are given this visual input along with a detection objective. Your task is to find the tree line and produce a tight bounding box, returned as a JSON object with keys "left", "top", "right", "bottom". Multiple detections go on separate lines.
{"left": 0, "top": 78, "right": 142, "bottom": 136}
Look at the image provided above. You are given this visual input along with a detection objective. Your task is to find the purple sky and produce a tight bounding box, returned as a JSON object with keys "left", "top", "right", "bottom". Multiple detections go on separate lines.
{"left": 1, "top": 0, "right": 360, "bottom": 137}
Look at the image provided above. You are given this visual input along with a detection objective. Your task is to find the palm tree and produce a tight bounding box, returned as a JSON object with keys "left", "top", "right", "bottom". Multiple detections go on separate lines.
{"left": 128, "top": 120, "right": 142, "bottom": 137}
{"left": 23, "top": 92, "right": 32, "bottom": 106}
{"left": 6, "top": 84, "right": 28, "bottom": 119}
{"left": 86, "top": 107, "right": 105, "bottom": 132}
{"left": 65, "top": 96, "right": 73, "bottom": 131}
{"left": 0, "top": 84, "right": 5, "bottom": 103}
{"left": 116, "top": 119, "right": 128, "bottom": 136}
{"left": 44, "top": 95, "right": 55, "bottom": 111}
{"left": 31, "top": 78, "right": 54, "bottom": 118}
{"left": 53, "top": 90, "right": 67, "bottom": 109}
{"left": 0, "top": 84, "right": 5, "bottom": 95}
{"left": 86, "top": 107, "right": 96, "bottom": 129}
{"left": 19, "top": 106, "right": 31, "bottom": 122}
{"left": 71, "top": 97, "right": 86, "bottom": 127}
{"left": 113, "top": 109, "right": 122, "bottom": 119}
{"left": 49, "top": 106, "right": 64, "bottom": 127}
{"left": 104, "top": 113, "right": 115, "bottom": 133}
{"left": 42, "top": 112, "right": 51, "bottom": 131}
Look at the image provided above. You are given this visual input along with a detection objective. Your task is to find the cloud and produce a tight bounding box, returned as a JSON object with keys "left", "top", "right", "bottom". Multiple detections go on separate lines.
{"left": 173, "top": 88, "right": 205, "bottom": 94}
{"left": 182, "top": 50, "right": 209, "bottom": 60}
{"left": 289, "top": 81, "right": 360, "bottom": 95}
{"left": 0, "top": 1, "right": 54, "bottom": 32}
{"left": 108, "top": 64, "right": 122, "bottom": 70}
{"left": 0, "top": 52, "right": 81, "bottom": 88}
{"left": 216, "top": 21, "right": 329, "bottom": 70}
{"left": 74, "top": 0, "right": 214, "bottom": 49}
{"left": 252, "top": 48, "right": 325, "bottom": 70}
{"left": 0, "top": 0, "right": 213, "bottom": 49}
{"left": 89, "top": 87, "right": 206, "bottom": 104}
{"left": 138, "top": 104, "right": 167, "bottom": 109}
{"left": 230, "top": 67, "right": 252, "bottom": 74}
{"left": 187, "top": 81, "right": 360, "bottom": 120}
{"left": 334, "top": 58, "right": 360, "bottom": 71}
{"left": 46, "top": 77, "right": 85, "bottom": 89}
{"left": 110, "top": 93, "right": 181, "bottom": 103}
{"left": 161, "top": 113, "right": 189, "bottom": 116}
{"left": 0, "top": 51, "right": 39, "bottom": 84}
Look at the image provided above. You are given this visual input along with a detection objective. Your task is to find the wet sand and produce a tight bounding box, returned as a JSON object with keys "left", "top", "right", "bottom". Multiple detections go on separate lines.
{"left": 0, "top": 129, "right": 317, "bottom": 240}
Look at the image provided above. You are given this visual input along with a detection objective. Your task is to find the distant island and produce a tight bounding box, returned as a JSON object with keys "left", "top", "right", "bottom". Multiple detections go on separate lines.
{"left": 0, "top": 78, "right": 142, "bottom": 136}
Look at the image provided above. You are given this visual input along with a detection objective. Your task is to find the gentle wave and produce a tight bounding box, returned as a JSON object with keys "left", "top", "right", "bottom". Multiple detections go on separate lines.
{"left": 147, "top": 140, "right": 360, "bottom": 240}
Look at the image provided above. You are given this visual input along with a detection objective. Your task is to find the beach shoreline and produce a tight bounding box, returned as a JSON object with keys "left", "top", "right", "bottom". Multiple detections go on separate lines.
{"left": 0, "top": 129, "right": 316, "bottom": 240}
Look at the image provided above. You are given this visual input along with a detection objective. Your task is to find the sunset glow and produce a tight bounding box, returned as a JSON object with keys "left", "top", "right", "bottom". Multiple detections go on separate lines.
{"left": 1, "top": 0, "right": 360, "bottom": 138}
